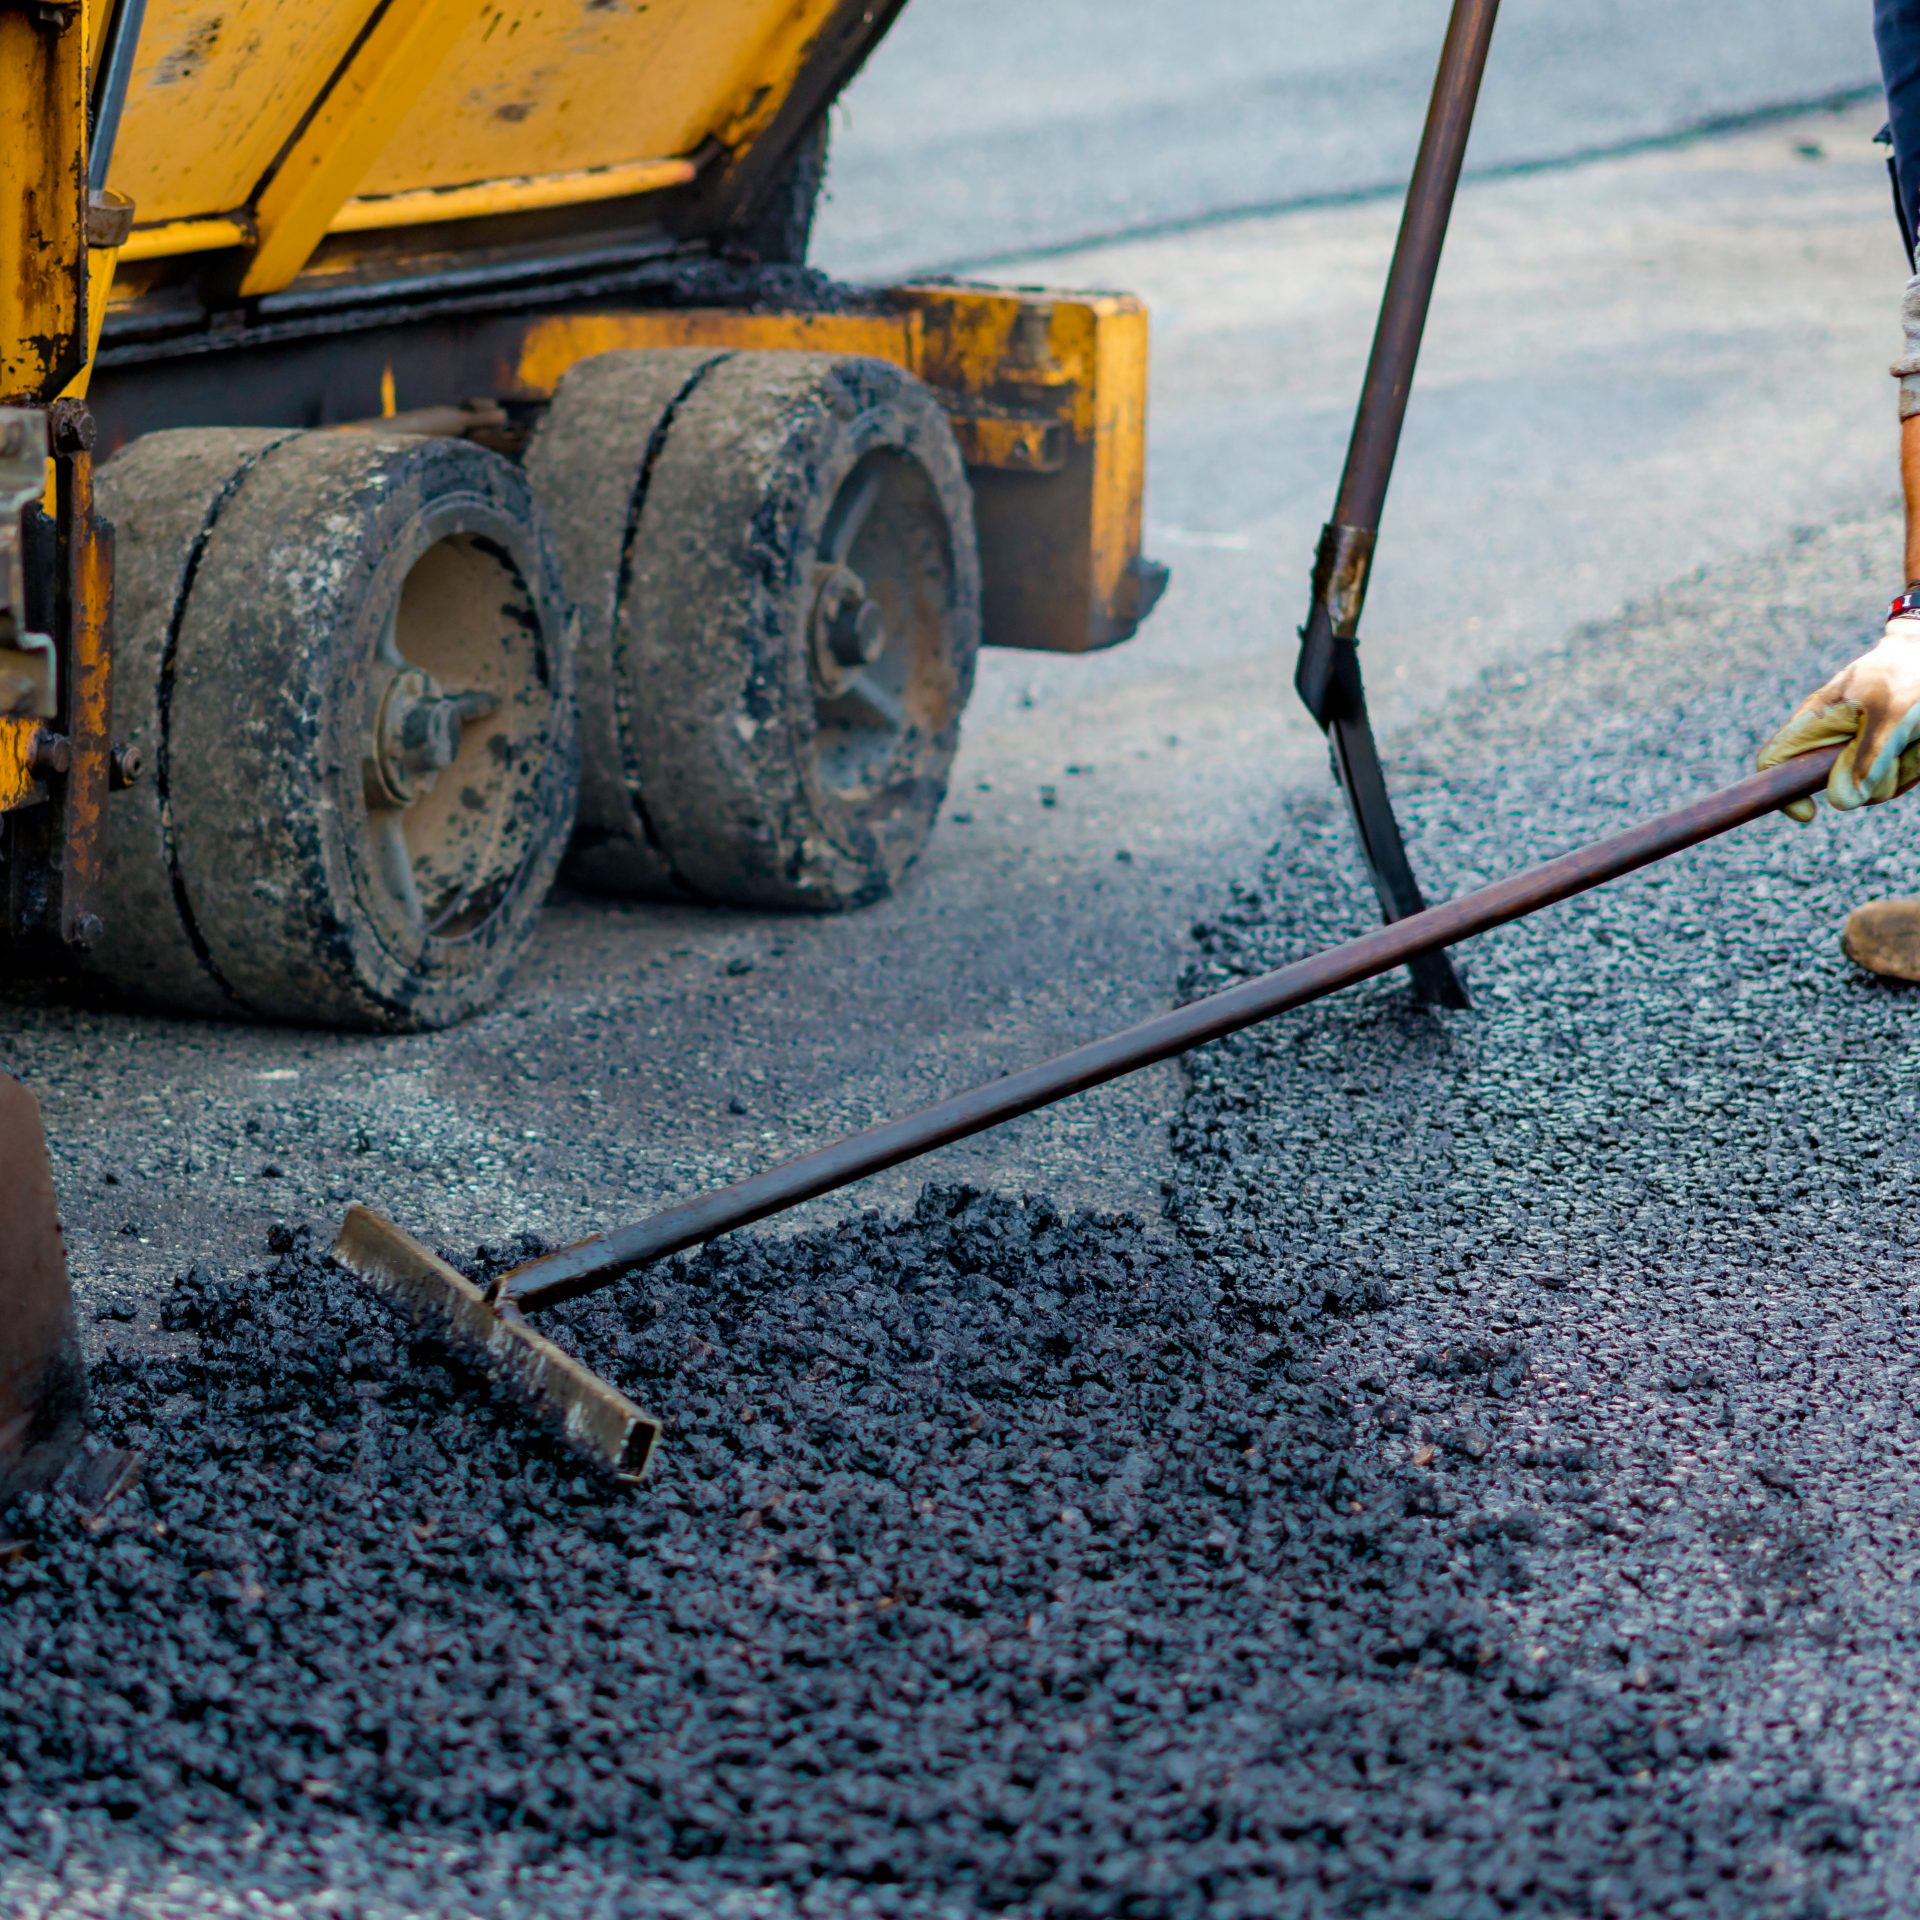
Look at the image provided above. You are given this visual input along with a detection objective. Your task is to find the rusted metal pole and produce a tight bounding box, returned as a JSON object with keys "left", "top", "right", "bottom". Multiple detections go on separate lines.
{"left": 1330, "top": 0, "right": 1502, "bottom": 541}
{"left": 1295, "top": 0, "right": 1503, "bottom": 1009}
{"left": 504, "top": 748, "right": 1839, "bottom": 1312}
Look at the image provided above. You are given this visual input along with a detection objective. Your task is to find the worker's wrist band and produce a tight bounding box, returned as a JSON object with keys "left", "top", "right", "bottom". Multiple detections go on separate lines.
{"left": 1889, "top": 585, "right": 1920, "bottom": 623}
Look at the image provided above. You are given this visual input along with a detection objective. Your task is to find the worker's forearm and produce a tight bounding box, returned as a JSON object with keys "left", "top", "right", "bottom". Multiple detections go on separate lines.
{"left": 1898, "top": 264, "right": 1920, "bottom": 581}
{"left": 1904, "top": 414, "right": 1920, "bottom": 586}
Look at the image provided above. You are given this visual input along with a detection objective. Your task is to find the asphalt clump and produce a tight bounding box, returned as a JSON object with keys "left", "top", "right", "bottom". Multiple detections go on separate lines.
{"left": 1, "top": 1172, "right": 1721, "bottom": 1920}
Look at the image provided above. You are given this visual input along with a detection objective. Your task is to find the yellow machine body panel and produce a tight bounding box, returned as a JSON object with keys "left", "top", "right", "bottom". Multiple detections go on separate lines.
{"left": 0, "top": 7, "right": 90, "bottom": 399}
{"left": 109, "top": 0, "right": 374, "bottom": 225}
{"left": 99, "top": 0, "right": 849, "bottom": 287}
{"left": 362, "top": 0, "right": 840, "bottom": 195}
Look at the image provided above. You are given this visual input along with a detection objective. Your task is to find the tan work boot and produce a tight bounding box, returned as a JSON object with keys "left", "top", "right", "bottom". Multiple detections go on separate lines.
{"left": 1842, "top": 898, "right": 1920, "bottom": 982}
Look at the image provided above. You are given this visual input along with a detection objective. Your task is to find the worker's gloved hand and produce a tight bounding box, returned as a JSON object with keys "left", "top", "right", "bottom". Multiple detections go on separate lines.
{"left": 1757, "top": 598, "right": 1920, "bottom": 822}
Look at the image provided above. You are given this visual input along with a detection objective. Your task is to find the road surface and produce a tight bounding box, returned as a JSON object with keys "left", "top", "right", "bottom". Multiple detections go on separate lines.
{"left": 5, "top": 7, "right": 1916, "bottom": 1915}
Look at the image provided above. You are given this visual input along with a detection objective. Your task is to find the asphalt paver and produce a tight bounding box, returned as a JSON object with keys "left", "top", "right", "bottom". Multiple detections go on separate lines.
{"left": 5, "top": 511, "right": 1920, "bottom": 1917}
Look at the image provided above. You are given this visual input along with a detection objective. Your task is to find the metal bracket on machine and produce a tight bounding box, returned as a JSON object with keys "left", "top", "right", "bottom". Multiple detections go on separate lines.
{"left": 1290, "top": 0, "right": 1501, "bottom": 1010}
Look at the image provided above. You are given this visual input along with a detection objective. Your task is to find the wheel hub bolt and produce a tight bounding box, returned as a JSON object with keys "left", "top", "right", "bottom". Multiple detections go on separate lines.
{"left": 811, "top": 565, "right": 886, "bottom": 689}
{"left": 367, "top": 668, "right": 498, "bottom": 806}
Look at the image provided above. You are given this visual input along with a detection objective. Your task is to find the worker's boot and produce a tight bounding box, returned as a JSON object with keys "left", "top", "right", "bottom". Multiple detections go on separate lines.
{"left": 1841, "top": 898, "right": 1920, "bottom": 982}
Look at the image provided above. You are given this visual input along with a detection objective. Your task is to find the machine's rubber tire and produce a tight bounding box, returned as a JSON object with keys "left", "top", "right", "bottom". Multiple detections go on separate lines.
{"left": 91, "top": 430, "right": 577, "bottom": 1030}
{"left": 526, "top": 349, "right": 980, "bottom": 910}
{"left": 523, "top": 349, "right": 726, "bottom": 899}
{"left": 93, "top": 427, "right": 294, "bottom": 1017}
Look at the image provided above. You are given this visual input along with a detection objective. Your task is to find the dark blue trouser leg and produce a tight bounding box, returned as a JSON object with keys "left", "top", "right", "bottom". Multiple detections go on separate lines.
{"left": 1878, "top": 0, "right": 1920, "bottom": 250}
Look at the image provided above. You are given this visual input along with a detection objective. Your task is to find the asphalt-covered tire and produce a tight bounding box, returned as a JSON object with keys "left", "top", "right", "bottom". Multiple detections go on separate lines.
{"left": 90, "top": 429, "right": 577, "bottom": 1030}
{"left": 523, "top": 349, "right": 725, "bottom": 899}
{"left": 526, "top": 349, "right": 981, "bottom": 910}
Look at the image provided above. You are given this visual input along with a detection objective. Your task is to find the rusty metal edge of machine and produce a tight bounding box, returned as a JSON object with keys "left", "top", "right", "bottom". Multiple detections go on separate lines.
{"left": 334, "top": 748, "right": 1843, "bottom": 1484}
{"left": 0, "top": 1074, "right": 86, "bottom": 1508}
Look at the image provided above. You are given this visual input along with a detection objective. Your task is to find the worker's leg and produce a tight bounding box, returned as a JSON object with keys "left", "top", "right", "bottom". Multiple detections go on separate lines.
{"left": 1774, "top": 7, "right": 1920, "bottom": 983}
{"left": 1841, "top": 415, "right": 1920, "bottom": 980}
{"left": 1881, "top": 0, "right": 1920, "bottom": 247}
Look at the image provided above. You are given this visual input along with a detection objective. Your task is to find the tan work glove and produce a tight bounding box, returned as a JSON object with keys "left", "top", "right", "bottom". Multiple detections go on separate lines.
{"left": 1757, "top": 602, "right": 1920, "bottom": 823}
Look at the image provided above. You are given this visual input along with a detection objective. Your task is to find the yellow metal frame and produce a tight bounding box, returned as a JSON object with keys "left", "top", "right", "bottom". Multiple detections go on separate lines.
{"left": 95, "top": 0, "right": 857, "bottom": 306}
{"left": 513, "top": 311, "right": 920, "bottom": 393}
{"left": 116, "top": 156, "right": 700, "bottom": 264}
{"left": 0, "top": 6, "right": 93, "bottom": 808}
{"left": 118, "top": 215, "right": 253, "bottom": 264}
{"left": 902, "top": 288, "right": 1155, "bottom": 653}
{"left": 0, "top": 726, "right": 41, "bottom": 814}
{"left": 238, "top": 0, "right": 493, "bottom": 297}
{"left": 331, "top": 158, "right": 700, "bottom": 236}
{"left": 1, "top": 7, "right": 91, "bottom": 402}
{"left": 513, "top": 286, "right": 1156, "bottom": 654}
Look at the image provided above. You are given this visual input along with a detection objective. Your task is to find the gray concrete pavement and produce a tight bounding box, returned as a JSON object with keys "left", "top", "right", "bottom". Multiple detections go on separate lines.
{"left": 813, "top": 0, "right": 1878, "bottom": 278}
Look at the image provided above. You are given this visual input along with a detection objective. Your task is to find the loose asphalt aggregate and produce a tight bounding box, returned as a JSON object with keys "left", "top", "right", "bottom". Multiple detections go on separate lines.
{"left": 7, "top": 508, "right": 1920, "bottom": 1916}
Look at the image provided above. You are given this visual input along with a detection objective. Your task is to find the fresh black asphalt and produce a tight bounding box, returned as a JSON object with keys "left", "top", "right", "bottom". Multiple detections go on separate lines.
{"left": 5, "top": 517, "right": 1920, "bottom": 1916}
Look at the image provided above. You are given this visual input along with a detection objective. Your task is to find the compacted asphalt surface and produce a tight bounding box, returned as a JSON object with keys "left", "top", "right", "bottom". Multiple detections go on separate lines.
{"left": 8, "top": 511, "right": 1920, "bottom": 1918}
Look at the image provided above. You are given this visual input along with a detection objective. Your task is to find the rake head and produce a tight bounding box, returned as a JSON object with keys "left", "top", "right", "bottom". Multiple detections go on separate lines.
{"left": 332, "top": 1205, "right": 660, "bottom": 1482}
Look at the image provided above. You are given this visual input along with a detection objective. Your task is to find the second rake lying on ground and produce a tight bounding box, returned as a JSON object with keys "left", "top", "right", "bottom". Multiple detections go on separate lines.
{"left": 334, "top": 746, "right": 1843, "bottom": 1481}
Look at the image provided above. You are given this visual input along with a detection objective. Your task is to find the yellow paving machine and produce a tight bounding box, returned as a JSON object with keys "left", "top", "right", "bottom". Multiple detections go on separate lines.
{"left": 0, "top": 0, "right": 1165, "bottom": 1489}
{"left": 2, "top": 0, "right": 1163, "bottom": 1030}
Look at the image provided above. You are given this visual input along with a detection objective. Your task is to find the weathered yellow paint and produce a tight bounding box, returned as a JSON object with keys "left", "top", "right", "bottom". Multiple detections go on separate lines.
{"left": 898, "top": 287, "right": 1154, "bottom": 650}
{"left": 946, "top": 413, "right": 1067, "bottom": 475}
{"left": 514, "top": 286, "right": 1157, "bottom": 654}
{"left": 1, "top": 8, "right": 89, "bottom": 403}
{"left": 94, "top": 0, "right": 853, "bottom": 297}
{"left": 513, "top": 311, "right": 922, "bottom": 398}
{"left": 118, "top": 214, "right": 254, "bottom": 263}
{"left": 0, "top": 719, "right": 43, "bottom": 815}
{"left": 360, "top": 0, "right": 844, "bottom": 198}
{"left": 239, "top": 0, "right": 490, "bottom": 297}
{"left": 68, "top": 243, "right": 122, "bottom": 400}
{"left": 115, "top": 157, "right": 697, "bottom": 271}
{"left": 705, "top": 0, "right": 851, "bottom": 158}
{"left": 333, "top": 157, "right": 699, "bottom": 234}
{"left": 107, "top": 0, "right": 376, "bottom": 227}
{"left": 1059, "top": 297, "right": 1154, "bottom": 641}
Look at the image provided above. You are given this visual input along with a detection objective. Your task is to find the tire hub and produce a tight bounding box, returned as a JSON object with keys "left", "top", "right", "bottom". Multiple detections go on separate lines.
{"left": 365, "top": 665, "right": 500, "bottom": 808}
{"left": 809, "top": 562, "right": 888, "bottom": 695}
